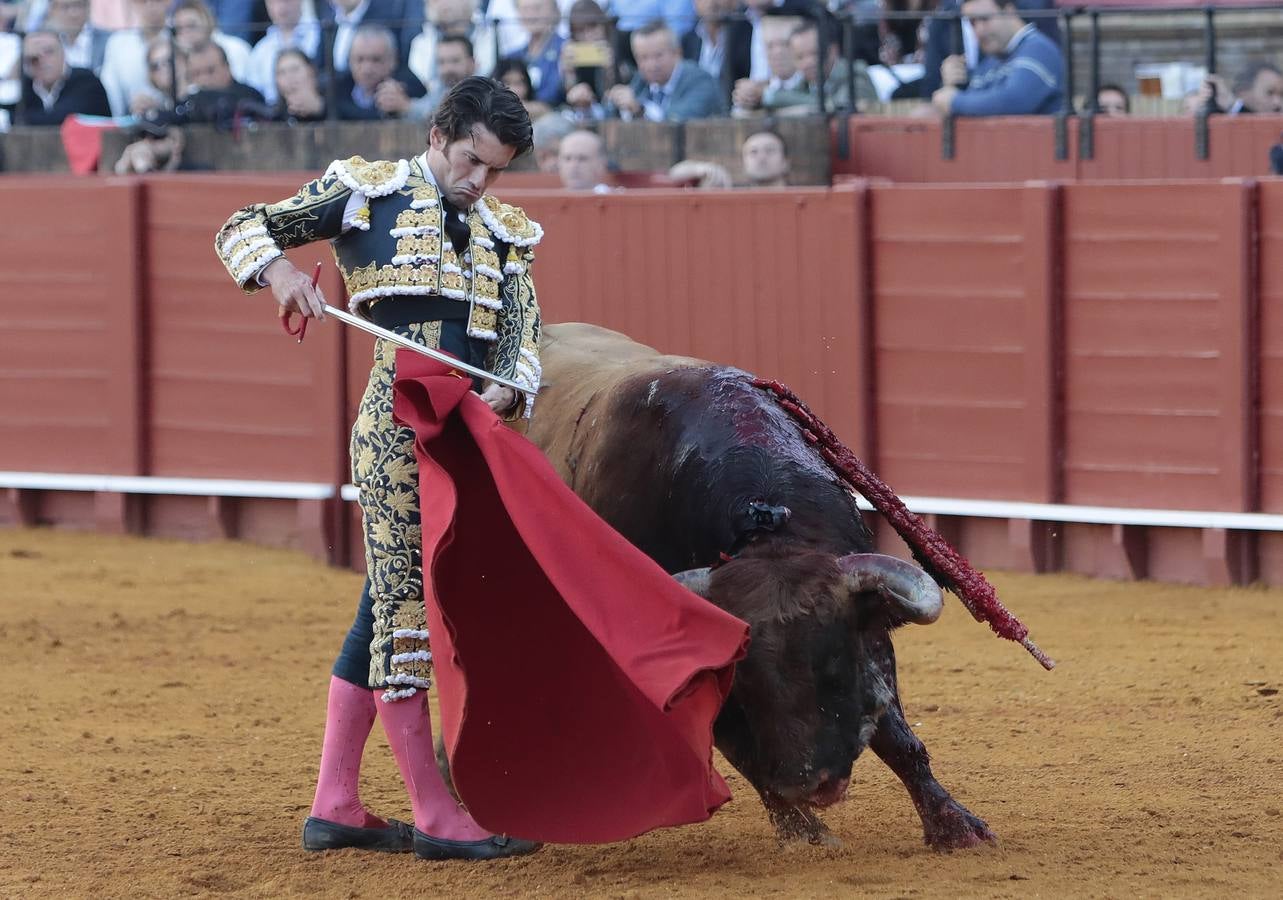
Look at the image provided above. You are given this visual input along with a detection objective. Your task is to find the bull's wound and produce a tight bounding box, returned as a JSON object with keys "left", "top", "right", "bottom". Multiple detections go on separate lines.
{"left": 526, "top": 323, "right": 1002, "bottom": 852}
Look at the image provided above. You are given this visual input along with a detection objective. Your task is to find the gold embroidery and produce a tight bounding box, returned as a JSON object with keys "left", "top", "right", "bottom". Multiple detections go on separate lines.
{"left": 480, "top": 195, "right": 541, "bottom": 245}
{"left": 352, "top": 320, "right": 445, "bottom": 690}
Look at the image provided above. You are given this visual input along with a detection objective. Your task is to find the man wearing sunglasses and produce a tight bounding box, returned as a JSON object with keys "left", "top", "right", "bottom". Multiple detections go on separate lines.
{"left": 14, "top": 29, "right": 111, "bottom": 125}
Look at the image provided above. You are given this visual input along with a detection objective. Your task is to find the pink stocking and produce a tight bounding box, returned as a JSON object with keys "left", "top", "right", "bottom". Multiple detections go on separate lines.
{"left": 309, "top": 676, "right": 387, "bottom": 828}
{"left": 376, "top": 690, "right": 491, "bottom": 841}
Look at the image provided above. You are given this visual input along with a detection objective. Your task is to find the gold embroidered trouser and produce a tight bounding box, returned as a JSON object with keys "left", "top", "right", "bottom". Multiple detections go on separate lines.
{"left": 351, "top": 321, "right": 443, "bottom": 699}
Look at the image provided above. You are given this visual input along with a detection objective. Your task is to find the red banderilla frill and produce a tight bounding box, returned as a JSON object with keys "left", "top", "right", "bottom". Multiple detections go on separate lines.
{"left": 753, "top": 378, "right": 1055, "bottom": 672}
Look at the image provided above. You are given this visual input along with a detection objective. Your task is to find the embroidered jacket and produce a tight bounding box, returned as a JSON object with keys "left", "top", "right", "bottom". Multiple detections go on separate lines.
{"left": 214, "top": 155, "right": 543, "bottom": 410}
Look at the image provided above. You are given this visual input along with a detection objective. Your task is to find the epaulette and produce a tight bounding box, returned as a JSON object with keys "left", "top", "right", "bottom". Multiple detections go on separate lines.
{"left": 475, "top": 194, "right": 543, "bottom": 248}
{"left": 324, "top": 155, "right": 411, "bottom": 198}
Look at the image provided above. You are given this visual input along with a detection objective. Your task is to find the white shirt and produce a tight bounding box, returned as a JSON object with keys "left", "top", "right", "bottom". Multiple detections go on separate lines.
{"left": 695, "top": 22, "right": 724, "bottom": 81}
{"left": 100, "top": 29, "right": 157, "bottom": 116}
{"left": 32, "top": 67, "right": 69, "bottom": 111}
{"left": 213, "top": 31, "right": 255, "bottom": 85}
{"left": 640, "top": 65, "right": 682, "bottom": 122}
{"left": 62, "top": 27, "right": 96, "bottom": 72}
{"left": 0, "top": 33, "right": 20, "bottom": 108}
{"left": 747, "top": 9, "right": 769, "bottom": 82}
{"left": 247, "top": 22, "right": 321, "bottom": 103}
{"left": 331, "top": 0, "right": 372, "bottom": 73}
{"left": 407, "top": 20, "right": 497, "bottom": 92}
{"left": 483, "top": 0, "right": 576, "bottom": 60}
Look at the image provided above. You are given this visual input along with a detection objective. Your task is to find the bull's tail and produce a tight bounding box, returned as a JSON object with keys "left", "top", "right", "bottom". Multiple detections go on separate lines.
{"left": 753, "top": 377, "right": 1055, "bottom": 672}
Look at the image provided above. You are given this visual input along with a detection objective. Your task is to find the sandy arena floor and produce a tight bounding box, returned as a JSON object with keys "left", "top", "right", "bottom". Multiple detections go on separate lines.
{"left": 1, "top": 528, "right": 1279, "bottom": 898}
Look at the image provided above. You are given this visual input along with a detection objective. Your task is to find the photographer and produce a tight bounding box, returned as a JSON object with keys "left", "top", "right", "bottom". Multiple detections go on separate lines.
{"left": 560, "top": 0, "right": 613, "bottom": 119}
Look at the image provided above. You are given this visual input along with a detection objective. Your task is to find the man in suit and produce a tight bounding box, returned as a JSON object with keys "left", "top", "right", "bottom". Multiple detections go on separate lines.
{"left": 44, "top": 0, "right": 110, "bottom": 75}
{"left": 334, "top": 23, "right": 427, "bottom": 119}
{"left": 606, "top": 19, "right": 725, "bottom": 121}
{"left": 319, "top": 0, "right": 423, "bottom": 76}
{"left": 15, "top": 28, "right": 110, "bottom": 125}
{"left": 681, "top": 0, "right": 752, "bottom": 102}
{"left": 766, "top": 16, "right": 876, "bottom": 114}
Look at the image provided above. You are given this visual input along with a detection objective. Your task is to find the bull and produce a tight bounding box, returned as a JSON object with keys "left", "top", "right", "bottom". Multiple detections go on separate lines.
{"left": 525, "top": 323, "right": 999, "bottom": 850}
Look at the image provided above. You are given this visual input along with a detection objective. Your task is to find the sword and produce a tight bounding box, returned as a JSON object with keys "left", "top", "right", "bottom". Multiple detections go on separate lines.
{"left": 321, "top": 303, "right": 526, "bottom": 395}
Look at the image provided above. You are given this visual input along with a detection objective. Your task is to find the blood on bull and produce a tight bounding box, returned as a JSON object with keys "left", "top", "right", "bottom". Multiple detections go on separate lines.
{"left": 527, "top": 323, "right": 1051, "bottom": 849}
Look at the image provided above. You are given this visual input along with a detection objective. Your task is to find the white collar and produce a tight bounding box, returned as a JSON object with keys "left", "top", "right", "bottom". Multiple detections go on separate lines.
{"left": 335, "top": 0, "right": 371, "bottom": 26}
{"left": 649, "top": 62, "right": 682, "bottom": 97}
{"left": 1004, "top": 23, "right": 1035, "bottom": 56}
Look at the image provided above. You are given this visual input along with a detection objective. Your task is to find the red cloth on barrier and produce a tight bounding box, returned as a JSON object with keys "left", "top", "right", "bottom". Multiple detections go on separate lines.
{"left": 59, "top": 116, "right": 116, "bottom": 175}
{"left": 391, "top": 351, "right": 750, "bottom": 844}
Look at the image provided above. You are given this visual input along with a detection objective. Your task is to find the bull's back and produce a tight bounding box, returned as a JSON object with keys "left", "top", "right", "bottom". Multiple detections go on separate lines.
{"left": 529, "top": 323, "right": 706, "bottom": 483}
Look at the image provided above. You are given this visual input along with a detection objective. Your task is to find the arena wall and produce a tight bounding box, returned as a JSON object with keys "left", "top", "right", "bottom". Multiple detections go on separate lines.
{"left": 6, "top": 115, "right": 1282, "bottom": 183}
{"left": 831, "top": 114, "right": 1283, "bottom": 182}
{"left": 3, "top": 174, "right": 1282, "bottom": 587}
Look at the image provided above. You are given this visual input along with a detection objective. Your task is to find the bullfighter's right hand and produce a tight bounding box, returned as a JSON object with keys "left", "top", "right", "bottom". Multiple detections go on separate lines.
{"left": 262, "top": 257, "right": 326, "bottom": 320}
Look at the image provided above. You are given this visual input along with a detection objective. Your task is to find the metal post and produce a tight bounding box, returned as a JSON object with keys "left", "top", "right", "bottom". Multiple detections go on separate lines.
{"left": 941, "top": 9, "right": 961, "bottom": 161}
{"left": 1196, "top": 5, "right": 1217, "bottom": 160}
{"left": 1080, "top": 9, "right": 1100, "bottom": 160}
{"left": 814, "top": 5, "right": 828, "bottom": 117}
{"left": 323, "top": 21, "right": 337, "bottom": 121}
{"left": 1054, "top": 10, "right": 1073, "bottom": 162}
{"left": 165, "top": 28, "right": 179, "bottom": 111}
{"left": 843, "top": 14, "right": 856, "bottom": 114}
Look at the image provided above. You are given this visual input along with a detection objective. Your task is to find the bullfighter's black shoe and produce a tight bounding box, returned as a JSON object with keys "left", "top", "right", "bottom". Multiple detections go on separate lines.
{"left": 301, "top": 816, "right": 414, "bottom": 852}
{"left": 412, "top": 828, "right": 542, "bottom": 861}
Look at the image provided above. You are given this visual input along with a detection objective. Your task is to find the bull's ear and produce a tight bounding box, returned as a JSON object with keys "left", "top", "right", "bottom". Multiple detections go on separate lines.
{"left": 836, "top": 553, "right": 942, "bottom": 625}
{"left": 672, "top": 567, "right": 713, "bottom": 598}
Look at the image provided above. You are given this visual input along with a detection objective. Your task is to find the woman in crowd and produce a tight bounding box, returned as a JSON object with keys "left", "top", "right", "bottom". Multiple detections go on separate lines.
{"left": 271, "top": 47, "right": 326, "bottom": 122}
{"left": 491, "top": 57, "right": 550, "bottom": 119}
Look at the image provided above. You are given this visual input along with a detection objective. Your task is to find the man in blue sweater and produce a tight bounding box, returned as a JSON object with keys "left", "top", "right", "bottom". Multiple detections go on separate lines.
{"left": 930, "top": 0, "right": 1063, "bottom": 117}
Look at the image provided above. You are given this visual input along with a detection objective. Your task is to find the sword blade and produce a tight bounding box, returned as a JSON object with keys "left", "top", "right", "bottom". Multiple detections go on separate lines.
{"left": 322, "top": 304, "right": 525, "bottom": 394}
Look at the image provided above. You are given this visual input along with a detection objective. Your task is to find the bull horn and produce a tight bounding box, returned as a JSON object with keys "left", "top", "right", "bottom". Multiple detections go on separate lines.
{"left": 836, "top": 553, "right": 943, "bottom": 625}
{"left": 672, "top": 567, "right": 713, "bottom": 598}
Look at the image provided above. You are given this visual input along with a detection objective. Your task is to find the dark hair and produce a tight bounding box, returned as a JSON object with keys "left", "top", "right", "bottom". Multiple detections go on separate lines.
{"left": 275, "top": 47, "right": 315, "bottom": 74}
{"left": 438, "top": 33, "right": 475, "bottom": 60}
{"left": 1233, "top": 61, "right": 1283, "bottom": 94}
{"left": 568, "top": 0, "right": 608, "bottom": 37}
{"left": 632, "top": 18, "right": 675, "bottom": 45}
{"left": 745, "top": 128, "right": 788, "bottom": 158}
{"left": 186, "top": 40, "right": 230, "bottom": 68}
{"left": 432, "top": 75, "right": 534, "bottom": 157}
{"left": 490, "top": 58, "right": 534, "bottom": 99}
{"left": 790, "top": 13, "right": 839, "bottom": 49}
{"left": 1096, "top": 83, "right": 1129, "bottom": 112}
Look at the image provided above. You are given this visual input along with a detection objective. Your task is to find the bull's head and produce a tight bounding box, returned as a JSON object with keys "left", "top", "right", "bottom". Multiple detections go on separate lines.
{"left": 674, "top": 549, "right": 941, "bottom": 808}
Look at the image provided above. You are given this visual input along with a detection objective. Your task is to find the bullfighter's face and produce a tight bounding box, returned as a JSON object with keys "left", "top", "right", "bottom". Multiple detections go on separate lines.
{"left": 428, "top": 123, "right": 517, "bottom": 209}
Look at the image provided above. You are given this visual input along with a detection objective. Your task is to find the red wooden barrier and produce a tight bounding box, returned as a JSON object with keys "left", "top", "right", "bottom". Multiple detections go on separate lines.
{"left": 0, "top": 179, "right": 142, "bottom": 477}
{"left": 5, "top": 172, "right": 1283, "bottom": 586}
{"left": 834, "top": 116, "right": 1283, "bottom": 182}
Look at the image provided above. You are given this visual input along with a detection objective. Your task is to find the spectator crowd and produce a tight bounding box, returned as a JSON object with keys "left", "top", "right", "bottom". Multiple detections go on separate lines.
{"left": 0, "top": 0, "right": 1279, "bottom": 175}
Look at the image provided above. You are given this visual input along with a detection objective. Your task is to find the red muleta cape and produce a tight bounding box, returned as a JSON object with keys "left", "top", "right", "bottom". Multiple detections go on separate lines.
{"left": 391, "top": 352, "right": 750, "bottom": 844}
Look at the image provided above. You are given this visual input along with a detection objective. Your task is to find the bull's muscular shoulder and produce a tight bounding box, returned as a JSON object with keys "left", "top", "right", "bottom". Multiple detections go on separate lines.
{"left": 541, "top": 323, "right": 709, "bottom": 374}
{"left": 476, "top": 195, "right": 543, "bottom": 248}
{"left": 323, "top": 156, "right": 411, "bottom": 197}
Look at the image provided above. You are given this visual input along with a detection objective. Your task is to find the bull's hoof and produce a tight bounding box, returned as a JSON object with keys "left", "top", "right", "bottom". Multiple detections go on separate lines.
{"left": 921, "top": 799, "right": 997, "bottom": 851}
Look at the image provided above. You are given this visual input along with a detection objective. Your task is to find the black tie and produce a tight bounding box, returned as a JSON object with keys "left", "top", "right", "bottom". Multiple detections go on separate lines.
{"left": 439, "top": 196, "right": 471, "bottom": 253}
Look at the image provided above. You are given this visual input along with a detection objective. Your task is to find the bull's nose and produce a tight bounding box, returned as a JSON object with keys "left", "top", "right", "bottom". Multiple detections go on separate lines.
{"left": 806, "top": 770, "right": 851, "bottom": 808}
